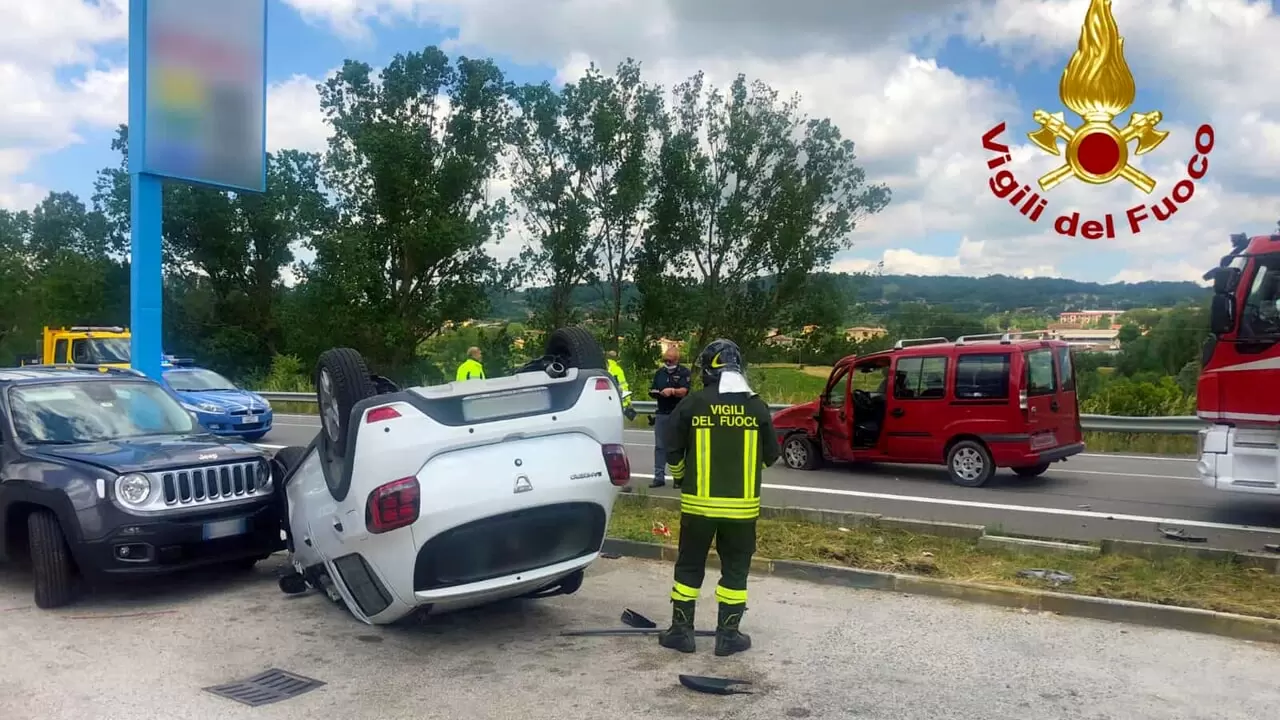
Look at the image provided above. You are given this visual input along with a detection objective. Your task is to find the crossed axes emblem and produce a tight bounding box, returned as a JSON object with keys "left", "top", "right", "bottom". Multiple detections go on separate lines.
{"left": 1027, "top": 110, "right": 1168, "bottom": 194}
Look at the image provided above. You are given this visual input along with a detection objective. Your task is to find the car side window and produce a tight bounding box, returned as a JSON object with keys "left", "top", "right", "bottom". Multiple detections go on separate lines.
{"left": 954, "top": 354, "right": 1011, "bottom": 400}
{"left": 1240, "top": 254, "right": 1280, "bottom": 339}
{"left": 1055, "top": 346, "right": 1076, "bottom": 392}
{"left": 824, "top": 368, "right": 849, "bottom": 408}
{"left": 54, "top": 339, "right": 68, "bottom": 363}
{"left": 1024, "top": 349, "right": 1057, "bottom": 396}
{"left": 893, "top": 356, "right": 948, "bottom": 400}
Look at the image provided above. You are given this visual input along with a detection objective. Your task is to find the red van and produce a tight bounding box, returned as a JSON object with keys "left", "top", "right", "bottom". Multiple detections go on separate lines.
{"left": 771, "top": 333, "right": 1085, "bottom": 486}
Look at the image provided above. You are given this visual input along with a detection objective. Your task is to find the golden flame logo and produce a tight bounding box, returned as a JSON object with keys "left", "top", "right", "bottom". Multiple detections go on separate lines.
{"left": 1027, "top": 0, "right": 1168, "bottom": 193}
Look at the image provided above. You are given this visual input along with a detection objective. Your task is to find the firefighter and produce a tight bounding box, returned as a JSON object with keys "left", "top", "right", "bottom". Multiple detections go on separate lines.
{"left": 605, "top": 351, "right": 637, "bottom": 421}
{"left": 456, "top": 346, "right": 486, "bottom": 381}
{"left": 657, "top": 338, "right": 780, "bottom": 656}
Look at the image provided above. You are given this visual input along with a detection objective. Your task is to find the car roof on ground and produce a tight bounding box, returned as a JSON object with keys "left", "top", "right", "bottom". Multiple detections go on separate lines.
{"left": 0, "top": 367, "right": 148, "bottom": 384}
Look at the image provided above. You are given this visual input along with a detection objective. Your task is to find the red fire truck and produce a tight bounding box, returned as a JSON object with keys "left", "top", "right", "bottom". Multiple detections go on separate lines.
{"left": 1198, "top": 232, "right": 1280, "bottom": 494}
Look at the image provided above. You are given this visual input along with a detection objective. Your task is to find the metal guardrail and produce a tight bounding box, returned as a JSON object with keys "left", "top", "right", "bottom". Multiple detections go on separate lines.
{"left": 254, "top": 391, "right": 1207, "bottom": 435}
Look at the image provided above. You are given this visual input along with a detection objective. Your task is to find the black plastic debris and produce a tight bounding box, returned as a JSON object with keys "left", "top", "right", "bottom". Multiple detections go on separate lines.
{"left": 679, "top": 674, "right": 753, "bottom": 695}
{"left": 204, "top": 668, "right": 325, "bottom": 707}
{"left": 1158, "top": 526, "right": 1207, "bottom": 543}
{"left": 600, "top": 552, "right": 623, "bottom": 559}
{"left": 621, "top": 608, "right": 658, "bottom": 629}
{"left": 1016, "top": 569, "right": 1075, "bottom": 586}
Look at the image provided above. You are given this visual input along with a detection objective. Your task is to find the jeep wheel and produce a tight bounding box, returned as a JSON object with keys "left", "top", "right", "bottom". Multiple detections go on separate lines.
{"left": 782, "top": 435, "right": 821, "bottom": 470}
{"left": 315, "top": 348, "right": 376, "bottom": 460}
{"left": 28, "top": 510, "right": 78, "bottom": 609}
{"left": 545, "top": 327, "right": 605, "bottom": 370}
{"left": 946, "top": 440, "right": 995, "bottom": 488}
{"left": 1012, "top": 463, "right": 1051, "bottom": 478}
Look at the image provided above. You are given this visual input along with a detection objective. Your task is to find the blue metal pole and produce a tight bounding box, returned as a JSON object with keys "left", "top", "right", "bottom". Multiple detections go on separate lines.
{"left": 128, "top": 0, "right": 163, "bottom": 380}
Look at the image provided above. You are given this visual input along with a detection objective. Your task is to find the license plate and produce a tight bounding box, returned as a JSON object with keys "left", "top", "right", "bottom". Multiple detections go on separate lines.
{"left": 203, "top": 518, "right": 247, "bottom": 540}
{"left": 241, "top": 414, "right": 258, "bottom": 424}
{"left": 1030, "top": 432, "right": 1057, "bottom": 450}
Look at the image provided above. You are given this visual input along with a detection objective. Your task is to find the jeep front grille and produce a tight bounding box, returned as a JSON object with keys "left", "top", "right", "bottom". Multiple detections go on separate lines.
{"left": 157, "top": 461, "right": 265, "bottom": 507}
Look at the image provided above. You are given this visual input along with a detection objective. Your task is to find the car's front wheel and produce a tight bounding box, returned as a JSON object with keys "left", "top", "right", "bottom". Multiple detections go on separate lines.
{"left": 782, "top": 435, "right": 821, "bottom": 470}
{"left": 28, "top": 510, "right": 78, "bottom": 609}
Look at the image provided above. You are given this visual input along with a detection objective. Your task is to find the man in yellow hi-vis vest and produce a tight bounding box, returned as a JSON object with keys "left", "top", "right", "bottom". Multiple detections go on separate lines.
{"left": 456, "top": 346, "right": 485, "bottom": 381}
{"left": 658, "top": 338, "right": 779, "bottom": 657}
{"left": 605, "top": 351, "right": 636, "bottom": 420}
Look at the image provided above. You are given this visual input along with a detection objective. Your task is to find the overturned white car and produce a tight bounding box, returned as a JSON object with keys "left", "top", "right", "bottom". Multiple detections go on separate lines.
{"left": 272, "top": 328, "right": 629, "bottom": 624}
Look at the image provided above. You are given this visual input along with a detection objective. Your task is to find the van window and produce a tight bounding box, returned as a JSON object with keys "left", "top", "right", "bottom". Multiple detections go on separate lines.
{"left": 894, "top": 356, "right": 948, "bottom": 400}
{"left": 1024, "top": 349, "right": 1057, "bottom": 396}
{"left": 824, "top": 368, "right": 849, "bottom": 408}
{"left": 1055, "top": 347, "right": 1075, "bottom": 391}
{"left": 954, "top": 354, "right": 1010, "bottom": 400}
{"left": 54, "top": 339, "right": 68, "bottom": 363}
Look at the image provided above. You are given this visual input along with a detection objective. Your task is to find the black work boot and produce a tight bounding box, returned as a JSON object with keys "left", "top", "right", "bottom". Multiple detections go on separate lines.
{"left": 714, "top": 603, "right": 752, "bottom": 657}
{"left": 657, "top": 600, "right": 697, "bottom": 653}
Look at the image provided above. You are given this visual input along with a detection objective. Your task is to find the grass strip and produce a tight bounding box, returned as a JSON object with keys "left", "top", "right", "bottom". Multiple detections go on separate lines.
{"left": 607, "top": 499, "right": 1280, "bottom": 620}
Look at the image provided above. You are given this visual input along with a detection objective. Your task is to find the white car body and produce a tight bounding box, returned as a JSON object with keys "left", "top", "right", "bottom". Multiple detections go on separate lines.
{"left": 283, "top": 367, "right": 628, "bottom": 624}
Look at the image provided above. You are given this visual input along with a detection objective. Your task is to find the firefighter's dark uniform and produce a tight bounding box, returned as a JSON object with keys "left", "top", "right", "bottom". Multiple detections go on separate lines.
{"left": 657, "top": 340, "right": 780, "bottom": 656}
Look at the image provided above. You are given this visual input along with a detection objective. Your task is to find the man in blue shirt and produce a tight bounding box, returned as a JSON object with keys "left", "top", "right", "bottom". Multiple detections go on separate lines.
{"left": 646, "top": 345, "right": 691, "bottom": 488}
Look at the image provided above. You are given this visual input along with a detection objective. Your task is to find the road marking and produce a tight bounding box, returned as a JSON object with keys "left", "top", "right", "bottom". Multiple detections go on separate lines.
{"left": 624, "top": 473, "right": 1279, "bottom": 535}
{"left": 1053, "top": 468, "right": 1193, "bottom": 480}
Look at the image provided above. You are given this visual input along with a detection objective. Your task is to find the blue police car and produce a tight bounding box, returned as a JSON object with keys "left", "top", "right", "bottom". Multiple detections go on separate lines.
{"left": 161, "top": 366, "right": 274, "bottom": 442}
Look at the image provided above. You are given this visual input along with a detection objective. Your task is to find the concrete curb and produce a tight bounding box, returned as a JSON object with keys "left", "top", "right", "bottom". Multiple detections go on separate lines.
{"left": 599, "top": 538, "right": 1280, "bottom": 646}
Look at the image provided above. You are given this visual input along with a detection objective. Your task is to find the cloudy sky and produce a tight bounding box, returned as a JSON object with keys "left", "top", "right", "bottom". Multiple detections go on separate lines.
{"left": 4, "top": 0, "right": 1279, "bottom": 283}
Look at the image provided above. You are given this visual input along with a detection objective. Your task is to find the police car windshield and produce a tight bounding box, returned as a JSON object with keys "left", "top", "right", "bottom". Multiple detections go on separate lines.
{"left": 7, "top": 380, "right": 195, "bottom": 445}
{"left": 164, "top": 368, "right": 236, "bottom": 391}
{"left": 74, "top": 338, "right": 131, "bottom": 364}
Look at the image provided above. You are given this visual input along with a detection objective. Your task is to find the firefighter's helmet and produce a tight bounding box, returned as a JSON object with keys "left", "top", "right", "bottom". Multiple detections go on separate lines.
{"left": 697, "top": 338, "right": 745, "bottom": 386}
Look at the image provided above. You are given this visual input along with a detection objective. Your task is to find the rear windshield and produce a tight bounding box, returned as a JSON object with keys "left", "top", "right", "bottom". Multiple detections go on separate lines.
{"left": 1055, "top": 346, "right": 1075, "bottom": 392}
{"left": 1024, "top": 348, "right": 1057, "bottom": 397}
{"left": 7, "top": 380, "right": 194, "bottom": 445}
{"left": 954, "top": 354, "right": 1010, "bottom": 400}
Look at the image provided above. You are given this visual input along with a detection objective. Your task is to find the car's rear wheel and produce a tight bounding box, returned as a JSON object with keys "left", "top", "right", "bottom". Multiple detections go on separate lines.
{"left": 28, "top": 510, "right": 78, "bottom": 609}
{"left": 545, "top": 327, "right": 605, "bottom": 370}
{"left": 315, "top": 348, "right": 376, "bottom": 460}
{"left": 782, "top": 435, "right": 821, "bottom": 470}
{"left": 1012, "top": 463, "right": 1051, "bottom": 478}
{"left": 946, "top": 440, "right": 995, "bottom": 487}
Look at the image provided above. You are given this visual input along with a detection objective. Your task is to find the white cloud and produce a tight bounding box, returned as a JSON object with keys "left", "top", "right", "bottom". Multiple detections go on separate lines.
{"left": 265, "top": 73, "right": 333, "bottom": 154}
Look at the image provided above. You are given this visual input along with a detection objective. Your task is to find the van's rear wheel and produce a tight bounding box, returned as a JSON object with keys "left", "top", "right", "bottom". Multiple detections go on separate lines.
{"left": 782, "top": 435, "right": 820, "bottom": 470}
{"left": 946, "top": 440, "right": 994, "bottom": 487}
{"left": 1012, "top": 463, "right": 1050, "bottom": 478}
{"left": 545, "top": 327, "right": 606, "bottom": 370}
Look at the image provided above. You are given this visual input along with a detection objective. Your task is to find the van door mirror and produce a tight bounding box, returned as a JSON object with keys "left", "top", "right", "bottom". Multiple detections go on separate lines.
{"left": 1213, "top": 267, "right": 1242, "bottom": 294}
{"left": 1209, "top": 294, "right": 1236, "bottom": 335}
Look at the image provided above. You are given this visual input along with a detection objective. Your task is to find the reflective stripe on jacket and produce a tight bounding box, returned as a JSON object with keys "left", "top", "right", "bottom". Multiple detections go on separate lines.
{"left": 663, "top": 385, "right": 780, "bottom": 520}
{"left": 456, "top": 358, "right": 486, "bottom": 381}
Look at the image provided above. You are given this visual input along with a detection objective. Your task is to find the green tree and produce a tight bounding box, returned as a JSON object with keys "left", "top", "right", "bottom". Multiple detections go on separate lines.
{"left": 306, "top": 48, "right": 510, "bottom": 375}
{"left": 884, "top": 303, "right": 987, "bottom": 342}
{"left": 649, "top": 71, "right": 890, "bottom": 349}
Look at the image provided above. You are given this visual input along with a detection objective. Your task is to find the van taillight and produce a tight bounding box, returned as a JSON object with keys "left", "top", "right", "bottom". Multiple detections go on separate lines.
{"left": 366, "top": 477, "right": 420, "bottom": 533}
{"left": 602, "top": 444, "right": 630, "bottom": 485}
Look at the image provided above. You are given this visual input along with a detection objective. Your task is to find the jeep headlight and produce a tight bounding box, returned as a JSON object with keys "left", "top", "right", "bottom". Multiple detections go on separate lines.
{"left": 256, "top": 458, "right": 272, "bottom": 490}
{"left": 116, "top": 473, "right": 153, "bottom": 506}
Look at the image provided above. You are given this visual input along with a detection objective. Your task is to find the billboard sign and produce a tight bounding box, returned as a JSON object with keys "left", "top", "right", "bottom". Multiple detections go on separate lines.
{"left": 139, "top": 0, "right": 266, "bottom": 192}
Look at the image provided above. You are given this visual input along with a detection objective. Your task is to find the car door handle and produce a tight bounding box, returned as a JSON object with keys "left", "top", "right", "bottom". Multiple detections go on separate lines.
{"left": 332, "top": 519, "right": 343, "bottom": 533}
{"left": 1050, "top": 400, "right": 1059, "bottom": 412}
{"left": 891, "top": 408, "right": 905, "bottom": 418}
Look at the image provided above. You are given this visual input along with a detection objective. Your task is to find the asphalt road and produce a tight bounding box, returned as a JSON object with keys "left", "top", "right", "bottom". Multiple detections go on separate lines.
{"left": 3, "top": 555, "right": 1276, "bottom": 720}
{"left": 260, "top": 415, "right": 1280, "bottom": 552}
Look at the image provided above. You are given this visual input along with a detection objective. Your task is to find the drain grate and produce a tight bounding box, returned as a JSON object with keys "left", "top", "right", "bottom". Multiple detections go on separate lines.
{"left": 204, "top": 668, "right": 325, "bottom": 707}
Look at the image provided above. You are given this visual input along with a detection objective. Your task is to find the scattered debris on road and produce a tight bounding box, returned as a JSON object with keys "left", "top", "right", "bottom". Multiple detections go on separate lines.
{"left": 1158, "top": 526, "right": 1207, "bottom": 543}
{"left": 679, "top": 675, "right": 753, "bottom": 695}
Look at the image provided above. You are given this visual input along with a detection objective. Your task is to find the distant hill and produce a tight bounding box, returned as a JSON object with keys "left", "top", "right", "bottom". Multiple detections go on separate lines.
{"left": 485, "top": 273, "right": 1209, "bottom": 323}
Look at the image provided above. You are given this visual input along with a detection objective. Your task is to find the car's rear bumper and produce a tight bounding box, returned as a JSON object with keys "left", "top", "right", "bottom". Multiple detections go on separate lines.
{"left": 74, "top": 501, "right": 284, "bottom": 580}
{"left": 1031, "top": 442, "right": 1085, "bottom": 464}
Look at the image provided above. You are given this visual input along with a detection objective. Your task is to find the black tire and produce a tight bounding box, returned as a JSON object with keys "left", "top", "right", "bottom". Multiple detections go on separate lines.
{"left": 271, "top": 446, "right": 310, "bottom": 483}
{"left": 1013, "top": 463, "right": 1051, "bottom": 478}
{"left": 28, "top": 510, "right": 77, "bottom": 609}
{"left": 782, "top": 434, "right": 821, "bottom": 470}
{"left": 556, "top": 568, "right": 585, "bottom": 596}
{"left": 946, "top": 439, "right": 995, "bottom": 488}
{"left": 315, "top": 348, "right": 376, "bottom": 460}
{"left": 545, "top": 327, "right": 605, "bottom": 370}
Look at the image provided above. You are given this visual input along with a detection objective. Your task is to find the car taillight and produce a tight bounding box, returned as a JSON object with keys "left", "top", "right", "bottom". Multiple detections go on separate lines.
{"left": 602, "top": 444, "right": 630, "bottom": 486}
{"left": 595, "top": 377, "right": 613, "bottom": 391}
{"left": 365, "top": 405, "right": 401, "bottom": 423}
{"left": 366, "top": 477, "right": 420, "bottom": 533}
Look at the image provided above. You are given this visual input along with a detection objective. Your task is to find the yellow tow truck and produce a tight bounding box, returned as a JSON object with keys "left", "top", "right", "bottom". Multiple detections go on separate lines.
{"left": 24, "top": 326, "right": 134, "bottom": 368}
